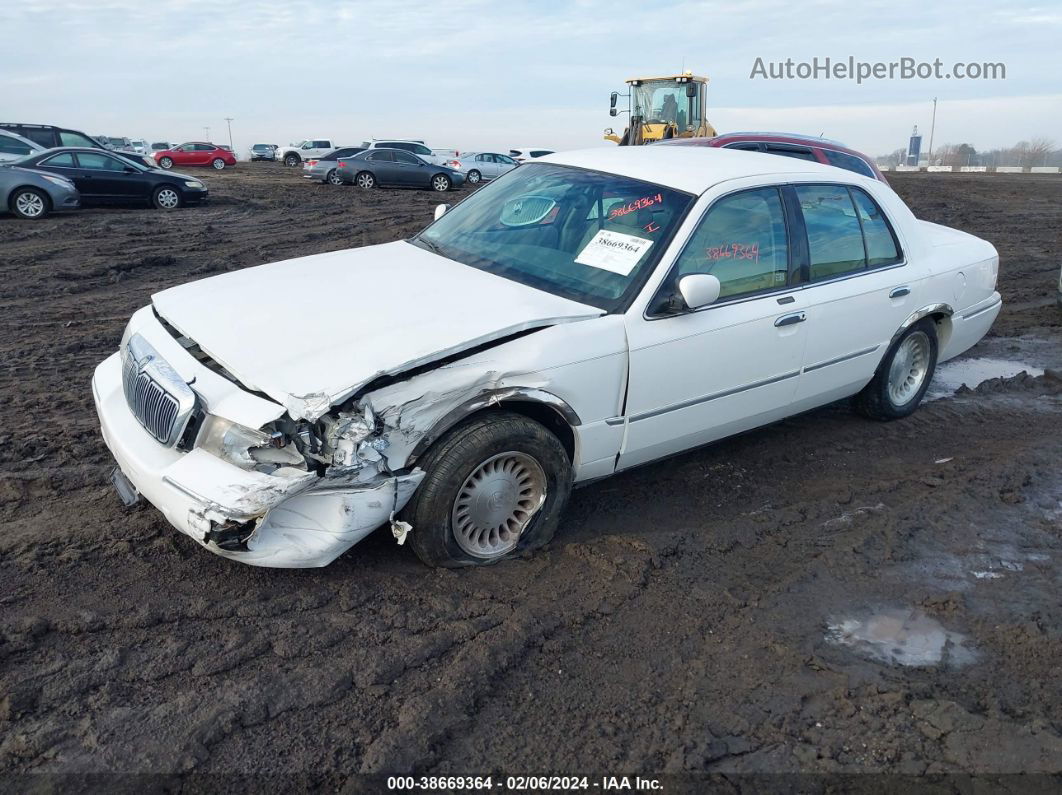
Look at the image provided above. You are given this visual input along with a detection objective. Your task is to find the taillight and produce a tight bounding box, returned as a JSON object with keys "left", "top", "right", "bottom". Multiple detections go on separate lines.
{"left": 307, "top": 160, "right": 317, "bottom": 166}
{"left": 338, "top": 161, "right": 346, "bottom": 168}
{"left": 447, "top": 159, "right": 461, "bottom": 168}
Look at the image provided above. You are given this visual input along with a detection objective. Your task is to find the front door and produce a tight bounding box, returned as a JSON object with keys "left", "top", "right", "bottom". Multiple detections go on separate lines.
{"left": 365, "top": 150, "right": 397, "bottom": 184}
{"left": 391, "top": 150, "right": 426, "bottom": 185}
{"left": 74, "top": 151, "right": 145, "bottom": 202}
{"left": 620, "top": 185, "right": 809, "bottom": 469}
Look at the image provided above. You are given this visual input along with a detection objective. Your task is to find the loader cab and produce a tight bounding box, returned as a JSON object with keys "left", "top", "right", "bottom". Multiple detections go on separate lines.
{"left": 604, "top": 72, "right": 716, "bottom": 145}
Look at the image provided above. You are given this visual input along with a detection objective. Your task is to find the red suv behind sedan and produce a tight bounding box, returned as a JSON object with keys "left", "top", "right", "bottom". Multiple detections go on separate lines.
{"left": 154, "top": 142, "right": 237, "bottom": 171}
{"left": 655, "top": 131, "right": 887, "bottom": 182}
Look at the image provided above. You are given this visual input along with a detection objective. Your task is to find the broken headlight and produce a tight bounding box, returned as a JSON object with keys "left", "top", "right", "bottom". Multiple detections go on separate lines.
{"left": 195, "top": 415, "right": 303, "bottom": 472}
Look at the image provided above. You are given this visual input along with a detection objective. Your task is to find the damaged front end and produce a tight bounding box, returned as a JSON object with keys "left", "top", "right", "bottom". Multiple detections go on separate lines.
{"left": 93, "top": 322, "right": 428, "bottom": 568}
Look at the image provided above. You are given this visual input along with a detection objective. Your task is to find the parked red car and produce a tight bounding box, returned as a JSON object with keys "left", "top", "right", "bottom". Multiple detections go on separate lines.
{"left": 154, "top": 142, "right": 236, "bottom": 171}
{"left": 655, "top": 131, "right": 887, "bottom": 182}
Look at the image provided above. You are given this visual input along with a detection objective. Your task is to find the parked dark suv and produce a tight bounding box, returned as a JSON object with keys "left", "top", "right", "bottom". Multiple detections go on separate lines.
{"left": 0, "top": 123, "right": 153, "bottom": 167}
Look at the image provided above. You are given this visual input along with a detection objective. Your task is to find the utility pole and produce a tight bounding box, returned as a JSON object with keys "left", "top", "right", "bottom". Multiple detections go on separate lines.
{"left": 224, "top": 117, "right": 234, "bottom": 151}
{"left": 204, "top": 126, "right": 211, "bottom": 142}
{"left": 927, "top": 97, "right": 937, "bottom": 163}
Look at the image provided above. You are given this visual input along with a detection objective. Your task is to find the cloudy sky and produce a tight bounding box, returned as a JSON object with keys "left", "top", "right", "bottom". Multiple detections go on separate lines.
{"left": 2, "top": 0, "right": 1059, "bottom": 157}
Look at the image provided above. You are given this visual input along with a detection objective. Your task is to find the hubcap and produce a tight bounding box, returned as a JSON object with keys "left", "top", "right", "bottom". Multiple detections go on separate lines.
{"left": 212, "top": 159, "right": 224, "bottom": 169}
{"left": 468, "top": 171, "right": 480, "bottom": 183}
{"left": 157, "top": 189, "right": 179, "bottom": 209}
{"left": 16, "top": 192, "right": 44, "bottom": 217}
{"left": 452, "top": 451, "right": 547, "bottom": 559}
{"left": 357, "top": 174, "right": 373, "bottom": 188}
{"left": 887, "top": 331, "right": 931, "bottom": 406}
{"left": 160, "top": 158, "right": 172, "bottom": 168}
{"left": 328, "top": 170, "right": 340, "bottom": 184}
{"left": 433, "top": 176, "right": 449, "bottom": 191}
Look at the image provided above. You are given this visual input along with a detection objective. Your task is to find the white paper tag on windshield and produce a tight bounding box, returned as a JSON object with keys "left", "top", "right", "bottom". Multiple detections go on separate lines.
{"left": 575, "top": 229, "right": 653, "bottom": 276}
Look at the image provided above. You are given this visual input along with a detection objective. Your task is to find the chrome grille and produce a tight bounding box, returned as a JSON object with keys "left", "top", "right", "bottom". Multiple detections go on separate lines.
{"left": 121, "top": 332, "right": 197, "bottom": 447}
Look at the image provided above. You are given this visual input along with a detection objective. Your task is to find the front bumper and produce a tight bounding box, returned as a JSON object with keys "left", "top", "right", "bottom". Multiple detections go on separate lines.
{"left": 181, "top": 187, "right": 209, "bottom": 204}
{"left": 51, "top": 186, "right": 80, "bottom": 210}
{"left": 92, "top": 347, "right": 424, "bottom": 568}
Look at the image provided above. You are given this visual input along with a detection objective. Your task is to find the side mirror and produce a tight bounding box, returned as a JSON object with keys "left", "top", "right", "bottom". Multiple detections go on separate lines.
{"left": 685, "top": 82, "right": 698, "bottom": 98}
{"left": 434, "top": 203, "right": 451, "bottom": 221}
{"left": 609, "top": 91, "right": 618, "bottom": 109}
{"left": 678, "top": 274, "right": 721, "bottom": 310}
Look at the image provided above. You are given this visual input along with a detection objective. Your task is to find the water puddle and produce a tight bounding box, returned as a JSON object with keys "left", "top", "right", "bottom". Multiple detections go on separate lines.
{"left": 926, "top": 357, "right": 1044, "bottom": 401}
{"left": 826, "top": 608, "right": 976, "bottom": 667}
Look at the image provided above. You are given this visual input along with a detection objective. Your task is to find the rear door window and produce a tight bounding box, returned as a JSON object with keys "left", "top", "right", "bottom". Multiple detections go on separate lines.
{"left": 43, "top": 152, "right": 77, "bottom": 167}
{"left": 851, "top": 189, "right": 902, "bottom": 266}
{"left": 765, "top": 144, "right": 817, "bottom": 162}
{"left": 822, "top": 149, "right": 877, "bottom": 179}
{"left": 16, "top": 128, "right": 55, "bottom": 147}
{"left": 796, "top": 185, "right": 868, "bottom": 280}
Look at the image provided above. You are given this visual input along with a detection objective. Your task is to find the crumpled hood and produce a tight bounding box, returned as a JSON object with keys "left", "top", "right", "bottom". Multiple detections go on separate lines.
{"left": 151, "top": 240, "right": 603, "bottom": 420}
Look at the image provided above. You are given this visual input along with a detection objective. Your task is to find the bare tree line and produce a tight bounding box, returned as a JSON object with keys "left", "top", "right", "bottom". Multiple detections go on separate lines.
{"left": 877, "top": 137, "right": 1058, "bottom": 168}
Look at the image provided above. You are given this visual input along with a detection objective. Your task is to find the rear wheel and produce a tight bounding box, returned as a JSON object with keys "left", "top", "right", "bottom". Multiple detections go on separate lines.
{"left": 283, "top": 153, "right": 300, "bottom": 167}
{"left": 431, "top": 174, "right": 452, "bottom": 192}
{"left": 326, "top": 169, "right": 342, "bottom": 185}
{"left": 355, "top": 171, "right": 376, "bottom": 189}
{"left": 854, "top": 319, "right": 938, "bottom": 420}
{"left": 153, "top": 185, "right": 182, "bottom": 210}
{"left": 158, "top": 156, "right": 173, "bottom": 169}
{"left": 211, "top": 158, "right": 225, "bottom": 170}
{"left": 466, "top": 169, "right": 481, "bottom": 184}
{"left": 405, "top": 412, "right": 572, "bottom": 568}
{"left": 10, "top": 188, "right": 49, "bottom": 219}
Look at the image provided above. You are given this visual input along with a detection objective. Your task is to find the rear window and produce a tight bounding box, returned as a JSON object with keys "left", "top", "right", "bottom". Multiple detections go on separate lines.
{"left": 530, "top": 150, "right": 554, "bottom": 157}
{"left": 822, "top": 149, "right": 877, "bottom": 179}
{"left": 0, "top": 135, "right": 35, "bottom": 156}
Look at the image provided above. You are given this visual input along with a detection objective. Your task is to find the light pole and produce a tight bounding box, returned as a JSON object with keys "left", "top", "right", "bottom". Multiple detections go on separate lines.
{"left": 927, "top": 97, "right": 937, "bottom": 164}
{"left": 224, "top": 117, "right": 234, "bottom": 152}
{"left": 204, "top": 126, "right": 211, "bottom": 142}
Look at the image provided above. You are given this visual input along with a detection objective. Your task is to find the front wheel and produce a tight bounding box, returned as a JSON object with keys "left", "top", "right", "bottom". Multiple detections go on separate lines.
{"left": 211, "top": 158, "right": 225, "bottom": 170}
{"left": 355, "top": 171, "right": 376, "bottom": 189}
{"left": 283, "top": 153, "right": 300, "bottom": 167}
{"left": 11, "top": 187, "right": 49, "bottom": 219}
{"left": 158, "top": 157, "right": 173, "bottom": 169}
{"left": 404, "top": 412, "right": 572, "bottom": 568}
{"left": 466, "top": 169, "right": 481, "bottom": 184}
{"left": 153, "top": 185, "right": 182, "bottom": 210}
{"left": 854, "top": 319, "right": 938, "bottom": 420}
{"left": 430, "top": 174, "right": 452, "bottom": 192}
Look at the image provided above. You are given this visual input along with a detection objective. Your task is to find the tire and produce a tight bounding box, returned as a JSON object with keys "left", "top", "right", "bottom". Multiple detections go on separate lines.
{"left": 10, "top": 187, "right": 50, "bottom": 219}
{"left": 404, "top": 412, "right": 573, "bottom": 568}
{"left": 854, "top": 318, "right": 938, "bottom": 420}
{"left": 355, "top": 171, "right": 376, "bottom": 189}
{"left": 283, "top": 153, "right": 300, "bottom": 167}
{"left": 466, "top": 169, "right": 481, "bottom": 184}
{"left": 211, "top": 158, "right": 225, "bottom": 170}
{"left": 430, "top": 174, "right": 452, "bottom": 192}
{"left": 326, "top": 169, "right": 342, "bottom": 185}
{"left": 152, "top": 185, "right": 182, "bottom": 210}
{"left": 158, "top": 157, "right": 173, "bottom": 169}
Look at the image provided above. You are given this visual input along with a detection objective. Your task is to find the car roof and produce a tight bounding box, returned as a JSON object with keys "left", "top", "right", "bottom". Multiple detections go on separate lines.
{"left": 539, "top": 146, "right": 866, "bottom": 194}
{"left": 714, "top": 131, "right": 849, "bottom": 147}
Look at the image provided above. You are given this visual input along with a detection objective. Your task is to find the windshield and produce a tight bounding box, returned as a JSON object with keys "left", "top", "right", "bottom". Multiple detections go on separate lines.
{"left": 414, "top": 163, "right": 694, "bottom": 311}
{"left": 631, "top": 80, "right": 701, "bottom": 129}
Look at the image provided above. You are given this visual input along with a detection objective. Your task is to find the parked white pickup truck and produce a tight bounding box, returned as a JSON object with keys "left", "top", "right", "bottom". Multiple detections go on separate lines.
{"left": 277, "top": 139, "right": 343, "bottom": 167}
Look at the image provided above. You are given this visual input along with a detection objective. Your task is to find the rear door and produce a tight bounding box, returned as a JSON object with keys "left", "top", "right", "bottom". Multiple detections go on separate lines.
{"left": 365, "top": 149, "right": 397, "bottom": 184}
{"left": 788, "top": 182, "right": 922, "bottom": 407}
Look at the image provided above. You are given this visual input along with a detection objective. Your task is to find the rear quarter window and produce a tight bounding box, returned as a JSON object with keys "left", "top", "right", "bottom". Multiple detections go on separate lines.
{"left": 822, "top": 148, "right": 877, "bottom": 179}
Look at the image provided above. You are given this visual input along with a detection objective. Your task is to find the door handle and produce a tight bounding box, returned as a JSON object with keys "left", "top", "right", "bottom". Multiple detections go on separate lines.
{"left": 774, "top": 312, "right": 806, "bottom": 327}
{"left": 889, "top": 286, "right": 911, "bottom": 298}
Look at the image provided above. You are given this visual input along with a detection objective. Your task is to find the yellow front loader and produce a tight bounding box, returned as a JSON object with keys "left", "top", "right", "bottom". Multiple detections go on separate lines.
{"left": 604, "top": 71, "right": 717, "bottom": 145}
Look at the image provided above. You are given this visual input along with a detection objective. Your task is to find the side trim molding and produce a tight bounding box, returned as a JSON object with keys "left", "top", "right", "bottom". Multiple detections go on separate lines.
{"left": 803, "top": 345, "right": 880, "bottom": 373}
{"left": 630, "top": 370, "right": 801, "bottom": 423}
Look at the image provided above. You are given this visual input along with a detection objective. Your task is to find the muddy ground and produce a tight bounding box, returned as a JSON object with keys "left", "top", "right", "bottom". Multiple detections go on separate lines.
{"left": 1, "top": 164, "right": 1060, "bottom": 788}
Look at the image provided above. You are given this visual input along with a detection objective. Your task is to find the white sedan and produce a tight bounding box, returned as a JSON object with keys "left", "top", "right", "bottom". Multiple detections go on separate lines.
{"left": 93, "top": 147, "right": 1001, "bottom": 568}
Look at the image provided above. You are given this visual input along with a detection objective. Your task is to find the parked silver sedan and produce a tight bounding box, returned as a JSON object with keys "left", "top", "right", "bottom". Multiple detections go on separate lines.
{"left": 0, "top": 164, "right": 80, "bottom": 219}
{"left": 303, "top": 146, "right": 366, "bottom": 184}
{"left": 455, "top": 152, "right": 518, "bottom": 184}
